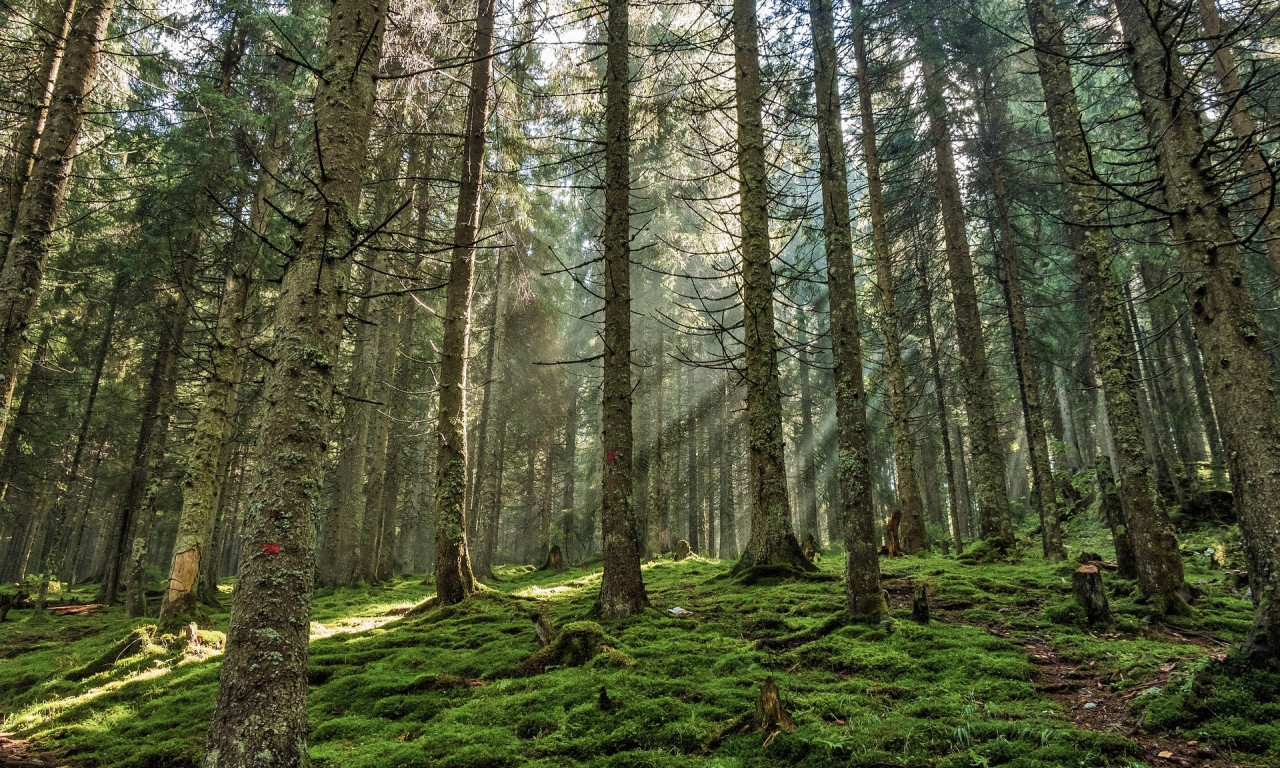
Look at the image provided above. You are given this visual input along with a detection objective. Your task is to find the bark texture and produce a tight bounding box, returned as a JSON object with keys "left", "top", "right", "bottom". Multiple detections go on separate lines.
{"left": 434, "top": 0, "right": 497, "bottom": 605}
{"left": 1116, "top": 0, "right": 1280, "bottom": 653}
{"left": 730, "top": 0, "right": 812, "bottom": 575}
{"left": 595, "top": 0, "right": 648, "bottom": 618}
{"left": 201, "top": 0, "right": 388, "bottom": 762}
{"left": 1027, "top": 0, "right": 1187, "bottom": 611}
{"left": 0, "top": 0, "right": 115, "bottom": 444}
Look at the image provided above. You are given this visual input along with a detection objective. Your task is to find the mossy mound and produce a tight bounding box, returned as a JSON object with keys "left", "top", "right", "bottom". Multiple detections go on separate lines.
{"left": 1140, "top": 651, "right": 1280, "bottom": 760}
{"left": 520, "top": 620, "right": 632, "bottom": 675}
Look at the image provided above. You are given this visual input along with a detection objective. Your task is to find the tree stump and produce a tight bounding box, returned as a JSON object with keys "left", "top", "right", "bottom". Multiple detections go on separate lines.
{"left": 539, "top": 544, "right": 565, "bottom": 571}
{"left": 801, "top": 532, "right": 818, "bottom": 561}
{"left": 598, "top": 686, "right": 617, "bottom": 712}
{"left": 885, "top": 510, "right": 901, "bottom": 557}
{"left": 912, "top": 583, "right": 930, "bottom": 624}
{"left": 532, "top": 612, "right": 556, "bottom": 647}
{"left": 1072, "top": 565, "right": 1112, "bottom": 625}
{"left": 673, "top": 539, "right": 693, "bottom": 561}
{"left": 754, "top": 677, "right": 795, "bottom": 731}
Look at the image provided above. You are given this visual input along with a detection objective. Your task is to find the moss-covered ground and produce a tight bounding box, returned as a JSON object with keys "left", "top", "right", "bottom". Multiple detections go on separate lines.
{"left": 0, "top": 515, "right": 1273, "bottom": 767}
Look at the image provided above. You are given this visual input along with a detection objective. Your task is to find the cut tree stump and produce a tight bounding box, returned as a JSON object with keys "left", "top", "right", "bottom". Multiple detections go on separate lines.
{"left": 1072, "top": 565, "right": 1112, "bottom": 625}
{"left": 912, "top": 583, "right": 930, "bottom": 624}
{"left": 673, "top": 539, "right": 693, "bottom": 561}
{"left": 801, "top": 532, "right": 818, "bottom": 561}
{"left": 754, "top": 677, "right": 795, "bottom": 731}
{"left": 885, "top": 510, "right": 901, "bottom": 557}
{"left": 539, "top": 544, "right": 565, "bottom": 571}
{"left": 532, "top": 612, "right": 556, "bottom": 647}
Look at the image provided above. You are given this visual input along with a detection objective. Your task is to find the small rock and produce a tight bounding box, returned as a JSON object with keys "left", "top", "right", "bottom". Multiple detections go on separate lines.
{"left": 1082, "top": 702, "right": 1097, "bottom": 709}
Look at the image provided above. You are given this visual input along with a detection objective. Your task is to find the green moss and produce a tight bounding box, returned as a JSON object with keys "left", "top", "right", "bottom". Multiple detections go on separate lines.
{"left": 2, "top": 527, "right": 1271, "bottom": 768}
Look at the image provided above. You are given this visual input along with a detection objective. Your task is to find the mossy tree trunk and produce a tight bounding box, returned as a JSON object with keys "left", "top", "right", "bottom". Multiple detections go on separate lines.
{"left": 0, "top": 0, "right": 75, "bottom": 257}
{"left": 809, "top": 0, "right": 879, "bottom": 612}
{"left": 730, "top": 0, "right": 812, "bottom": 575}
{"left": 595, "top": 0, "right": 648, "bottom": 619}
{"left": 1193, "top": 0, "right": 1280, "bottom": 278}
{"left": 916, "top": 242, "right": 966, "bottom": 551}
{"left": 977, "top": 94, "right": 1065, "bottom": 561}
{"left": 201, "top": 0, "right": 388, "bottom": 761}
{"left": 1116, "top": 0, "right": 1280, "bottom": 655}
{"left": 160, "top": 21, "right": 267, "bottom": 622}
{"left": 795, "top": 315, "right": 820, "bottom": 544}
{"left": 0, "top": 0, "right": 115, "bottom": 445}
{"left": 434, "top": 0, "right": 497, "bottom": 606}
{"left": 852, "top": 5, "right": 926, "bottom": 556}
{"left": 1026, "top": 0, "right": 1187, "bottom": 612}
{"left": 917, "top": 39, "right": 1011, "bottom": 544}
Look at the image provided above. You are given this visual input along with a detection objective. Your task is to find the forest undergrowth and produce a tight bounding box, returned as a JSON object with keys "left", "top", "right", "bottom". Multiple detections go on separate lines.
{"left": 1, "top": 511, "right": 1275, "bottom": 768}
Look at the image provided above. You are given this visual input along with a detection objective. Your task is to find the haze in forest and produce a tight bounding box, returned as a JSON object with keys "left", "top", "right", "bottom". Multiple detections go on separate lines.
{"left": 0, "top": 0, "right": 1278, "bottom": 766}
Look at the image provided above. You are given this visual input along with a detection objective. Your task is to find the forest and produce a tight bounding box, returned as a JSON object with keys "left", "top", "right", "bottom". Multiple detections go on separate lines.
{"left": 0, "top": 0, "right": 1278, "bottom": 764}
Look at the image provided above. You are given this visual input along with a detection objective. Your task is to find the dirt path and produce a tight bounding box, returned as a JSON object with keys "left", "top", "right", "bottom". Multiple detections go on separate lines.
{"left": 0, "top": 735, "right": 65, "bottom": 768}
{"left": 880, "top": 577, "right": 1245, "bottom": 768}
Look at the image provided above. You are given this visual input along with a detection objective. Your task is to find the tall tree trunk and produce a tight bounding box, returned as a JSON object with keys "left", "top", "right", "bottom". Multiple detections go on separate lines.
{"left": 595, "top": 0, "right": 648, "bottom": 618}
{"left": 322, "top": 285, "right": 376, "bottom": 586}
{"left": 978, "top": 101, "right": 1065, "bottom": 560}
{"left": 161, "top": 26, "right": 272, "bottom": 619}
{"left": 917, "top": 40, "right": 1011, "bottom": 543}
{"left": 1193, "top": 0, "right": 1280, "bottom": 277}
{"left": 1116, "top": 0, "right": 1280, "bottom": 654}
{"left": 561, "top": 381, "right": 577, "bottom": 559}
{"left": 468, "top": 253, "right": 503, "bottom": 575}
{"left": 1027, "top": 0, "right": 1187, "bottom": 611}
{"left": 730, "top": 0, "right": 812, "bottom": 575}
{"left": 851, "top": 9, "right": 926, "bottom": 556}
{"left": 916, "top": 231, "right": 966, "bottom": 550}
{"left": 103, "top": 251, "right": 195, "bottom": 615}
{"left": 0, "top": 0, "right": 115, "bottom": 444}
{"left": 0, "top": 0, "right": 75, "bottom": 256}
{"left": 434, "top": 0, "right": 497, "bottom": 605}
{"left": 808, "top": 0, "right": 881, "bottom": 611}
{"left": 1121, "top": 278, "right": 1184, "bottom": 505}
{"left": 202, "top": 0, "right": 387, "bottom": 762}
{"left": 686, "top": 400, "right": 700, "bottom": 553}
{"left": 35, "top": 287, "right": 117, "bottom": 612}
{"left": 1177, "top": 313, "right": 1225, "bottom": 469}
{"left": 795, "top": 316, "right": 820, "bottom": 543}
{"left": 718, "top": 373, "right": 738, "bottom": 558}
{"left": 648, "top": 328, "right": 669, "bottom": 553}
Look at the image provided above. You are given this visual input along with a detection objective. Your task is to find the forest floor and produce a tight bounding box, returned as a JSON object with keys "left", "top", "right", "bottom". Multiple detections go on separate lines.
{"left": 1, "top": 517, "right": 1277, "bottom": 767}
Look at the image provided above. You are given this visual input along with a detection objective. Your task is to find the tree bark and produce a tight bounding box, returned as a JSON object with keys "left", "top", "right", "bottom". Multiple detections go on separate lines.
{"left": 0, "top": 0, "right": 115, "bottom": 445}
{"left": 0, "top": 0, "right": 75, "bottom": 257}
{"left": 434, "top": 0, "right": 497, "bottom": 605}
{"left": 202, "top": 0, "right": 387, "bottom": 761}
{"left": 1193, "top": 0, "right": 1280, "bottom": 278}
{"left": 1026, "top": 0, "right": 1187, "bottom": 612}
{"left": 917, "top": 41, "right": 1011, "bottom": 543}
{"left": 852, "top": 9, "right": 926, "bottom": 555}
{"left": 1116, "top": 0, "right": 1280, "bottom": 655}
{"left": 595, "top": 0, "right": 648, "bottom": 619}
{"left": 730, "top": 0, "right": 812, "bottom": 575}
